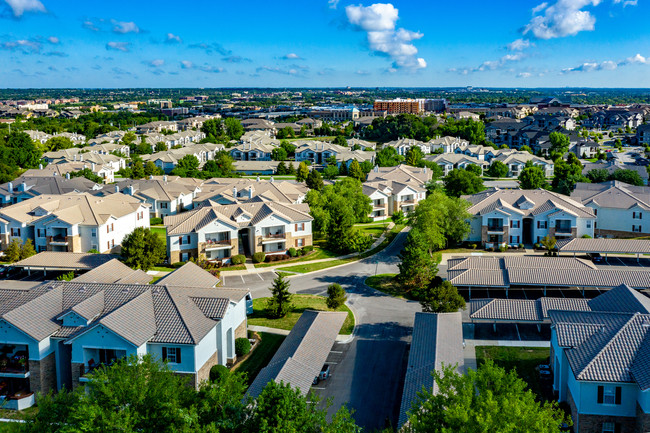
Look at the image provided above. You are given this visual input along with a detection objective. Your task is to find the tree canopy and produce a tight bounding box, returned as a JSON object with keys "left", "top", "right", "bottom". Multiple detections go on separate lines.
{"left": 120, "top": 227, "right": 166, "bottom": 270}
{"left": 443, "top": 168, "right": 485, "bottom": 198}
{"left": 518, "top": 165, "right": 549, "bottom": 190}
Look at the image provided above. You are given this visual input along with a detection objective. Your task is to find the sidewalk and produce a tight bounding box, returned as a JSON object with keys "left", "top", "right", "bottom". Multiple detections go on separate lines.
{"left": 221, "top": 222, "right": 397, "bottom": 276}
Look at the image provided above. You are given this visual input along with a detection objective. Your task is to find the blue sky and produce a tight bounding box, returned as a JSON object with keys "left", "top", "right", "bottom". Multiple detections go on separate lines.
{"left": 1, "top": 0, "right": 649, "bottom": 88}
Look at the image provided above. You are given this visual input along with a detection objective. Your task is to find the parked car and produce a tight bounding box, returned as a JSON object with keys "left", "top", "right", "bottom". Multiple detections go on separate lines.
{"left": 0, "top": 266, "right": 16, "bottom": 279}
{"left": 319, "top": 364, "right": 331, "bottom": 381}
{"left": 588, "top": 253, "right": 603, "bottom": 263}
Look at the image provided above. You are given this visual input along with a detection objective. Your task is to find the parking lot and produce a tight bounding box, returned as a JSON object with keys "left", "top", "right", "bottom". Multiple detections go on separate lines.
{"left": 219, "top": 271, "right": 276, "bottom": 287}
{"left": 592, "top": 255, "right": 650, "bottom": 269}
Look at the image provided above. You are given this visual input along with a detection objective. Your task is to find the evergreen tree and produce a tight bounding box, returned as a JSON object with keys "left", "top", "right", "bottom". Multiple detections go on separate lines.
{"left": 267, "top": 274, "right": 293, "bottom": 319}
{"left": 306, "top": 169, "right": 324, "bottom": 191}
{"left": 296, "top": 161, "right": 309, "bottom": 182}
{"left": 19, "top": 239, "right": 36, "bottom": 260}
{"left": 419, "top": 280, "right": 466, "bottom": 313}
{"left": 347, "top": 160, "right": 365, "bottom": 182}
{"left": 4, "top": 240, "right": 21, "bottom": 263}
{"left": 326, "top": 283, "right": 347, "bottom": 309}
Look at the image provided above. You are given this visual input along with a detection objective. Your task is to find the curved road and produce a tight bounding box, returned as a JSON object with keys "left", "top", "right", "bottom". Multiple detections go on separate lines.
{"left": 241, "top": 231, "right": 421, "bottom": 430}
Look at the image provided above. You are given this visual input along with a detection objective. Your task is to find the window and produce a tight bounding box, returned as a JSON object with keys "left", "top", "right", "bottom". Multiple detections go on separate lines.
{"left": 633, "top": 211, "right": 643, "bottom": 220}
{"left": 160, "top": 202, "right": 168, "bottom": 209}
{"left": 587, "top": 221, "right": 592, "bottom": 229}
{"left": 601, "top": 422, "right": 616, "bottom": 433}
{"left": 162, "top": 347, "right": 181, "bottom": 364}
{"left": 537, "top": 221, "right": 547, "bottom": 229}
{"left": 594, "top": 208, "right": 598, "bottom": 216}
{"left": 295, "top": 223, "right": 305, "bottom": 231}
{"left": 37, "top": 229, "right": 45, "bottom": 237}
{"left": 633, "top": 225, "right": 643, "bottom": 233}
{"left": 10, "top": 228, "right": 20, "bottom": 237}
{"left": 106, "top": 223, "right": 114, "bottom": 233}
{"left": 91, "top": 228, "right": 96, "bottom": 237}
{"left": 510, "top": 220, "right": 520, "bottom": 229}
{"left": 597, "top": 385, "right": 621, "bottom": 405}
{"left": 295, "top": 238, "right": 305, "bottom": 247}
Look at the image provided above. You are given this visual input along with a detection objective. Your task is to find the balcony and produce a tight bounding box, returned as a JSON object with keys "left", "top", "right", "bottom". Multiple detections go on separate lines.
{"left": 487, "top": 225, "right": 505, "bottom": 234}
{"left": 373, "top": 203, "right": 386, "bottom": 209}
{"left": 0, "top": 347, "right": 29, "bottom": 379}
{"left": 48, "top": 235, "right": 69, "bottom": 246}
{"left": 400, "top": 199, "right": 416, "bottom": 205}
{"left": 205, "top": 238, "right": 231, "bottom": 250}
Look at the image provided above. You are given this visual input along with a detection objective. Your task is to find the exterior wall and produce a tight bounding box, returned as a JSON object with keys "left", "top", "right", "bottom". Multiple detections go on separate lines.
{"left": 71, "top": 362, "right": 83, "bottom": 389}
{"left": 147, "top": 343, "right": 196, "bottom": 373}
{"left": 69, "top": 325, "right": 139, "bottom": 365}
{"left": 195, "top": 350, "right": 219, "bottom": 388}
{"left": 234, "top": 317, "right": 247, "bottom": 340}
{"left": 588, "top": 205, "right": 650, "bottom": 236}
{"left": 96, "top": 205, "right": 150, "bottom": 253}
{"left": 28, "top": 351, "right": 56, "bottom": 394}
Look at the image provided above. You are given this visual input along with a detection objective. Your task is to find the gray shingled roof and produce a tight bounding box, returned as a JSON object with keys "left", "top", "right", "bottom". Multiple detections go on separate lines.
{"left": 13, "top": 252, "right": 119, "bottom": 270}
{"left": 398, "top": 312, "right": 463, "bottom": 428}
{"left": 588, "top": 284, "right": 650, "bottom": 314}
{"left": 557, "top": 238, "right": 650, "bottom": 254}
{"left": 246, "top": 310, "right": 346, "bottom": 399}
{"left": 72, "top": 259, "right": 152, "bottom": 285}
{"left": 155, "top": 262, "right": 220, "bottom": 288}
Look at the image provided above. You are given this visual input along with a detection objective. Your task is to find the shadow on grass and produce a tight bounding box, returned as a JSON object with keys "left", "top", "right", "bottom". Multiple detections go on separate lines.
{"left": 234, "top": 332, "right": 286, "bottom": 385}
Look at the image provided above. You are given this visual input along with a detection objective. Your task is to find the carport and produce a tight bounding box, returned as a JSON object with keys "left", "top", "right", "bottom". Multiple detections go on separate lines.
{"left": 557, "top": 238, "right": 650, "bottom": 262}
{"left": 12, "top": 252, "right": 119, "bottom": 276}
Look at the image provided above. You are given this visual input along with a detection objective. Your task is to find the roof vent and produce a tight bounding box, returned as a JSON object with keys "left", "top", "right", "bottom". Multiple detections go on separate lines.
{"left": 121, "top": 287, "right": 129, "bottom": 293}
{"left": 79, "top": 286, "right": 86, "bottom": 293}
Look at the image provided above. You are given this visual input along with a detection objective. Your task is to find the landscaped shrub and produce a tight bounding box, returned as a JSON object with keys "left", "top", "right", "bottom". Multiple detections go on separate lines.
{"left": 231, "top": 255, "right": 246, "bottom": 265}
{"left": 265, "top": 254, "right": 289, "bottom": 263}
{"left": 499, "top": 246, "right": 507, "bottom": 252}
{"left": 235, "top": 338, "right": 251, "bottom": 357}
{"left": 581, "top": 234, "right": 592, "bottom": 238}
{"left": 470, "top": 243, "right": 477, "bottom": 249}
{"left": 252, "top": 252, "right": 266, "bottom": 263}
{"left": 298, "top": 248, "right": 307, "bottom": 256}
{"left": 171, "top": 261, "right": 186, "bottom": 268}
{"left": 518, "top": 243, "right": 525, "bottom": 249}
{"left": 288, "top": 247, "right": 297, "bottom": 257}
{"left": 326, "top": 283, "right": 347, "bottom": 309}
{"left": 209, "top": 364, "right": 230, "bottom": 382}
{"left": 150, "top": 217, "right": 163, "bottom": 225}
{"left": 302, "top": 245, "right": 314, "bottom": 253}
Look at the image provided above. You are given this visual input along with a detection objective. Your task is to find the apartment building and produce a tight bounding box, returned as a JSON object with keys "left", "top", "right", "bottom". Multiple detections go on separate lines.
{"left": 373, "top": 98, "right": 424, "bottom": 114}
{"left": 0, "top": 193, "right": 150, "bottom": 254}
{"left": 363, "top": 164, "right": 431, "bottom": 221}
{"left": 165, "top": 202, "right": 313, "bottom": 263}
{"left": 463, "top": 188, "right": 596, "bottom": 247}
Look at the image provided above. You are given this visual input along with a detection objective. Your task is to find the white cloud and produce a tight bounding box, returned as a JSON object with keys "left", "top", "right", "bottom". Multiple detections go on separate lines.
{"left": 105, "top": 41, "right": 130, "bottom": 52}
{"left": 166, "top": 33, "right": 182, "bottom": 43}
{"left": 563, "top": 53, "right": 648, "bottom": 72}
{"left": 180, "top": 60, "right": 194, "bottom": 69}
{"left": 198, "top": 64, "right": 225, "bottom": 73}
{"left": 283, "top": 53, "right": 302, "bottom": 60}
{"left": 507, "top": 38, "right": 531, "bottom": 51}
{"left": 328, "top": 0, "right": 340, "bottom": 9}
{"left": 614, "top": 0, "right": 637, "bottom": 6}
{"left": 0, "top": 39, "right": 41, "bottom": 53}
{"left": 47, "top": 36, "right": 59, "bottom": 44}
{"left": 111, "top": 20, "right": 140, "bottom": 34}
{"left": 3, "top": 0, "right": 46, "bottom": 17}
{"left": 148, "top": 59, "right": 164, "bottom": 67}
{"left": 524, "top": 0, "right": 601, "bottom": 40}
{"left": 517, "top": 72, "right": 533, "bottom": 78}
{"left": 345, "top": 3, "right": 426, "bottom": 70}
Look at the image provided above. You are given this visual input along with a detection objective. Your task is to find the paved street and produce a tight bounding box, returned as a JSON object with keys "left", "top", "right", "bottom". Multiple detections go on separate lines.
{"left": 227, "top": 230, "right": 421, "bottom": 430}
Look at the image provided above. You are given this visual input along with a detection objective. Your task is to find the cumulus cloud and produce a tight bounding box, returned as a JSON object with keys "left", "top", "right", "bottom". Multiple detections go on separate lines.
{"left": 82, "top": 20, "right": 100, "bottom": 31}
{"left": 507, "top": 38, "right": 531, "bottom": 51}
{"left": 145, "top": 59, "right": 165, "bottom": 67}
{"left": 355, "top": 69, "right": 371, "bottom": 75}
{"left": 106, "top": 41, "right": 130, "bottom": 52}
{"left": 614, "top": 0, "right": 637, "bottom": 6}
{"left": 43, "top": 50, "right": 67, "bottom": 57}
{"left": 165, "top": 33, "right": 182, "bottom": 43}
{"left": 562, "top": 53, "right": 648, "bottom": 73}
{"left": 345, "top": 3, "right": 426, "bottom": 70}
{"left": 47, "top": 36, "right": 59, "bottom": 44}
{"left": 452, "top": 52, "right": 525, "bottom": 75}
{"left": 282, "top": 53, "right": 302, "bottom": 60}
{"left": 517, "top": 72, "right": 533, "bottom": 78}
{"left": 180, "top": 60, "right": 193, "bottom": 69}
{"left": 112, "top": 20, "right": 140, "bottom": 34}
{"left": 3, "top": 0, "right": 46, "bottom": 17}
{"left": 523, "top": 0, "right": 602, "bottom": 40}
{"left": 1, "top": 39, "right": 41, "bottom": 53}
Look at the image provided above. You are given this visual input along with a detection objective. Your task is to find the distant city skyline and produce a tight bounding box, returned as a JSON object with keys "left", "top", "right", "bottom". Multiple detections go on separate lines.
{"left": 1, "top": 0, "right": 649, "bottom": 88}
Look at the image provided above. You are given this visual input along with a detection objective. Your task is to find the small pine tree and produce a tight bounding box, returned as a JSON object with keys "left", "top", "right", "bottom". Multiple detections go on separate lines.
{"left": 4, "top": 240, "right": 21, "bottom": 263}
{"left": 306, "top": 169, "right": 324, "bottom": 191}
{"left": 326, "top": 283, "right": 347, "bottom": 309}
{"left": 420, "top": 281, "right": 466, "bottom": 313}
{"left": 19, "top": 239, "right": 36, "bottom": 260}
{"left": 267, "top": 275, "right": 293, "bottom": 319}
{"left": 296, "top": 161, "right": 309, "bottom": 182}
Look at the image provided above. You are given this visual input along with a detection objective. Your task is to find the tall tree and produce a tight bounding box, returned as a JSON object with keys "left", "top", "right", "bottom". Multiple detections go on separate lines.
{"left": 4, "top": 240, "right": 21, "bottom": 263}
{"left": 306, "top": 169, "right": 324, "bottom": 191}
{"left": 347, "top": 160, "right": 365, "bottom": 182}
{"left": 267, "top": 274, "right": 293, "bottom": 319}
{"left": 120, "top": 227, "right": 166, "bottom": 271}
{"left": 405, "top": 145, "right": 424, "bottom": 167}
{"left": 224, "top": 118, "right": 244, "bottom": 141}
{"left": 419, "top": 280, "right": 466, "bottom": 313}
{"left": 296, "top": 161, "right": 310, "bottom": 182}
{"left": 549, "top": 131, "right": 570, "bottom": 160}
{"left": 519, "top": 166, "right": 549, "bottom": 189}
{"left": 271, "top": 147, "right": 288, "bottom": 161}
{"left": 487, "top": 160, "right": 508, "bottom": 178}
{"left": 443, "top": 168, "right": 484, "bottom": 198}
{"left": 397, "top": 230, "right": 440, "bottom": 292}
{"left": 375, "top": 146, "right": 403, "bottom": 167}
{"left": 407, "top": 361, "right": 570, "bottom": 433}
{"left": 45, "top": 136, "right": 74, "bottom": 151}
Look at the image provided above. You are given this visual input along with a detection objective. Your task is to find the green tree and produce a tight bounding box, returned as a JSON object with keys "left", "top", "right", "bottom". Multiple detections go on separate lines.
{"left": 120, "top": 227, "right": 166, "bottom": 271}
{"left": 131, "top": 159, "right": 145, "bottom": 179}
{"left": 4, "top": 239, "right": 21, "bottom": 263}
{"left": 323, "top": 163, "right": 340, "bottom": 180}
{"left": 487, "top": 160, "right": 509, "bottom": 178}
{"left": 276, "top": 161, "right": 288, "bottom": 175}
{"left": 519, "top": 166, "right": 549, "bottom": 189}
{"left": 464, "top": 164, "right": 482, "bottom": 176}
{"left": 407, "top": 361, "right": 570, "bottom": 433}
{"left": 267, "top": 274, "right": 293, "bottom": 319}
{"left": 443, "top": 168, "right": 484, "bottom": 198}
{"left": 276, "top": 126, "right": 296, "bottom": 139}
{"left": 144, "top": 161, "right": 163, "bottom": 177}
{"left": 326, "top": 283, "right": 347, "bottom": 309}
{"left": 347, "top": 159, "right": 365, "bottom": 182}
{"left": 155, "top": 142, "right": 167, "bottom": 152}
{"left": 586, "top": 168, "right": 610, "bottom": 183}
{"left": 19, "top": 239, "right": 36, "bottom": 260}
{"left": 121, "top": 131, "right": 137, "bottom": 146}
{"left": 202, "top": 150, "right": 237, "bottom": 178}
{"left": 405, "top": 146, "right": 425, "bottom": 167}
{"left": 306, "top": 169, "right": 324, "bottom": 191}
{"left": 201, "top": 118, "right": 224, "bottom": 140}
{"left": 419, "top": 280, "right": 466, "bottom": 313}
{"left": 224, "top": 117, "right": 244, "bottom": 141}
{"left": 541, "top": 235, "right": 557, "bottom": 251}
{"left": 520, "top": 145, "right": 533, "bottom": 154}
{"left": 1, "top": 131, "right": 42, "bottom": 168}
{"left": 610, "top": 169, "right": 644, "bottom": 186}
{"left": 375, "top": 146, "right": 403, "bottom": 167}
{"left": 333, "top": 135, "right": 347, "bottom": 146}
{"left": 296, "top": 161, "right": 310, "bottom": 182}
{"left": 549, "top": 131, "right": 570, "bottom": 159}
{"left": 69, "top": 168, "right": 104, "bottom": 184}
{"left": 176, "top": 154, "right": 200, "bottom": 171}
{"left": 397, "top": 230, "right": 440, "bottom": 293}
{"left": 280, "top": 140, "right": 296, "bottom": 157}
{"left": 45, "top": 136, "right": 74, "bottom": 151}
{"left": 271, "top": 147, "right": 288, "bottom": 161}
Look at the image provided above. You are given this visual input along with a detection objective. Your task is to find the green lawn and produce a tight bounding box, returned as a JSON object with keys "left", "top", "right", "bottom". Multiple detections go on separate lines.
{"left": 0, "top": 405, "right": 38, "bottom": 422}
{"left": 233, "top": 332, "right": 286, "bottom": 385}
{"left": 248, "top": 294, "right": 355, "bottom": 335}
{"left": 219, "top": 264, "right": 247, "bottom": 272}
{"left": 151, "top": 266, "right": 175, "bottom": 272}
{"left": 475, "top": 346, "right": 550, "bottom": 401}
{"left": 150, "top": 226, "right": 167, "bottom": 249}
{"left": 254, "top": 247, "right": 337, "bottom": 268}
{"left": 364, "top": 273, "right": 411, "bottom": 299}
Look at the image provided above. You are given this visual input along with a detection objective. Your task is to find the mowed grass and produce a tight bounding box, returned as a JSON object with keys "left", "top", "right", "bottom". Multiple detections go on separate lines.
{"left": 364, "top": 273, "right": 411, "bottom": 299}
{"left": 475, "top": 346, "right": 550, "bottom": 400}
{"left": 149, "top": 226, "right": 167, "bottom": 249}
{"left": 233, "top": 332, "right": 286, "bottom": 385}
{"left": 254, "top": 247, "right": 337, "bottom": 268}
{"left": 248, "top": 294, "right": 355, "bottom": 335}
